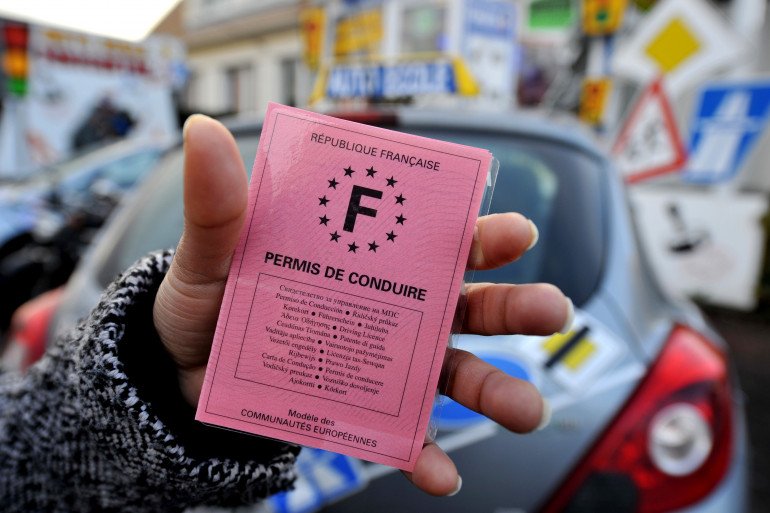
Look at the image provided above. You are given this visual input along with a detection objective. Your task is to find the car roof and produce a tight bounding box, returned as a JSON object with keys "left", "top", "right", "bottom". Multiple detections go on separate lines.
{"left": 220, "top": 107, "right": 607, "bottom": 164}
{"left": 395, "top": 108, "right": 605, "bottom": 160}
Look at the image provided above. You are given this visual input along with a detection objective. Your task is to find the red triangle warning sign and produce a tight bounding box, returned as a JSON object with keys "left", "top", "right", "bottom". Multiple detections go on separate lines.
{"left": 612, "top": 78, "right": 687, "bottom": 183}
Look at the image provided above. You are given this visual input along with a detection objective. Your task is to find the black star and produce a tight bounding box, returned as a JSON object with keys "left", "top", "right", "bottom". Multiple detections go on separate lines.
{"left": 328, "top": 178, "right": 339, "bottom": 189}
{"left": 330, "top": 231, "right": 341, "bottom": 242}
{"left": 395, "top": 214, "right": 406, "bottom": 225}
{"left": 318, "top": 195, "right": 329, "bottom": 206}
{"left": 395, "top": 193, "right": 406, "bottom": 205}
{"left": 368, "top": 241, "right": 379, "bottom": 252}
{"left": 366, "top": 166, "right": 377, "bottom": 177}
{"left": 386, "top": 176, "right": 397, "bottom": 187}
{"left": 319, "top": 215, "right": 330, "bottom": 226}
{"left": 343, "top": 166, "right": 354, "bottom": 177}
{"left": 348, "top": 241, "right": 359, "bottom": 253}
{"left": 386, "top": 231, "right": 397, "bottom": 242}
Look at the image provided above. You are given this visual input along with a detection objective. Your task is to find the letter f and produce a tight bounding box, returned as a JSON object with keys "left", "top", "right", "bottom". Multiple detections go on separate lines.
{"left": 344, "top": 185, "right": 382, "bottom": 232}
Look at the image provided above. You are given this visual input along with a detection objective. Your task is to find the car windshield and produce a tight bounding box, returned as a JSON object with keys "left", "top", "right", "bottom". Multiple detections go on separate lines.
{"left": 98, "top": 127, "right": 605, "bottom": 306}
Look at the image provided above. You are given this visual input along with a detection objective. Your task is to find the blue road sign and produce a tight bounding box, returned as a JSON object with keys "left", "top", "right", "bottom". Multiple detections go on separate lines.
{"left": 268, "top": 448, "right": 367, "bottom": 513}
{"left": 465, "top": 0, "right": 517, "bottom": 39}
{"left": 684, "top": 79, "right": 770, "bottom": 184}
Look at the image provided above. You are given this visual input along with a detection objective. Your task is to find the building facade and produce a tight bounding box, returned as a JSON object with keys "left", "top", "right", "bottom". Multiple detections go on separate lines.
{"left": 180, "top": 0, "right": 311, "bottom": 115}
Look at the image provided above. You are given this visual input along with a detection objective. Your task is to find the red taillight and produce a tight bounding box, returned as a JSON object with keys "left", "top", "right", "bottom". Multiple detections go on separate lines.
{"left": 541, "top": 325, "right": 733, "bottom": 513}
{"left": 3, "top": 288, "right": 64, "bottom": 371}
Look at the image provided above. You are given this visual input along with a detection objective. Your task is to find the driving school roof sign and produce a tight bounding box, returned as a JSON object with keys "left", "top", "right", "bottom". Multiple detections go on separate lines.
{"left": 315, "top": 58, "right": 479, "bottom": 102}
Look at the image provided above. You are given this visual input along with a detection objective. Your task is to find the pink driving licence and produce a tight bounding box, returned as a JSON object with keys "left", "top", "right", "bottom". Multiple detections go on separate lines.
{"left": 196, "top": 103, "right": 492, "bottom": 470}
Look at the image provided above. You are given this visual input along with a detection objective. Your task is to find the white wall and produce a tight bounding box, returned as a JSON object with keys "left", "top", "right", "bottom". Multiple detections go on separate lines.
{"left": 186, "top": 29, "right": 308, "bottom": 115}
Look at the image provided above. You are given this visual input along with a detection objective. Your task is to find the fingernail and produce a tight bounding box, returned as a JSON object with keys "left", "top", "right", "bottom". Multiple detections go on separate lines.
{"left": 182, "top": 114, "right": 206, "bottom": 141}
{"left": 526, "top": 219, "right": 539, "bottom": 250}
{"left": 448, "top": 475, "right": 463, "bottom": 496}
{"left": 558, "top": 297, "right": 575, "bottom": 334}
{"left": 536, "top": 398, "right": 552, "bottom": 431}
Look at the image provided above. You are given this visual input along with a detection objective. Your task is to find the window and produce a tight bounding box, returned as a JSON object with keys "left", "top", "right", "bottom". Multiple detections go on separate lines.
{"left": 280, "top": 58, "right": 298, "bottom": 107}
{"left": 403, "top": 128, "right": 606, "bottom": 306}
{"left": 180, "top": 71, "right": 198, "bottom": 111}
{"left": 224, "top": 64, "right": 255, "bottom": 113}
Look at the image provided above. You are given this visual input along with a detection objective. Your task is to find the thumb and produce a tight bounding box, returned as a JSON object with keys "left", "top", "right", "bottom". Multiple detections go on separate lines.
{"left": 153, "top": 114, "right": 248, "bottom": 404}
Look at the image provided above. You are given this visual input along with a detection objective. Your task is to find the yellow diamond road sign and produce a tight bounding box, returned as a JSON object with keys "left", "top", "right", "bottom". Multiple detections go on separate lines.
{"left": 611, "top": 0, "right": 745, "bottom": 97}
{"left": 644, "top": 17, "right": 701, "bottom": 73}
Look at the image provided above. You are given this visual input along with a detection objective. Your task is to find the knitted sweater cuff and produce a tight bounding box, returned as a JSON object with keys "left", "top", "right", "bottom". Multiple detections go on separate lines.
{"left": 2, "top": 250, "right": 298, "bottom": 512}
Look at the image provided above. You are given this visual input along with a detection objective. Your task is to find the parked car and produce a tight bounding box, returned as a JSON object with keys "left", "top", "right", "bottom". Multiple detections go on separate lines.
{"left": 0, "top": 139, "right": 166, "bottom": 336}
{"left": 0, "top": 138, "right": 166, "bottom": 252}
{"left": 46, "top": 110, "right": 749, "bottom": 513}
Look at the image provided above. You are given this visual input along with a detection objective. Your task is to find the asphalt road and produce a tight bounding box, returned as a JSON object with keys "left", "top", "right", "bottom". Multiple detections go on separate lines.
{"left": 705, "top": 307, "right": 770, "bottom": 513}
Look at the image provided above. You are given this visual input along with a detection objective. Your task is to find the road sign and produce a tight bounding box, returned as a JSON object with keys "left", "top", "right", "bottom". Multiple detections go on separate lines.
{"left": 582, "top": 0, "right": 628, "bottom": 36}
{"left": 684, "top": 79, "right": 770, "bottom": 184}
{"left": 433, "top": 338, "right": 534, "bottom": 430}
{"left": 612, "top": 78, "right": 687, "bottom": 183}
{"left": 462, "top": 0, "right": 519, "bottom": 106}
{"left": 611, "top": 0, "right": 746, "bottom": 97}
{"left": 527, "top": 0, "right": 575, "bottom": 31}
{"left": 630, "top": 188, "right": 768, "bottom": 310}
{"left": 269, "top": 448, "right": 367, "bottom": 513}
{"left": 579, "top": 77, "right": 612, "bottom": 126}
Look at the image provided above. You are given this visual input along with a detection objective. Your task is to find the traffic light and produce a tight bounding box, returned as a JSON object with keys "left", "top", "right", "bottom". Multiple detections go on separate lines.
{"left": 2, "top": 22, "right": 29, "bottom": 97}
{"left": 579, "top": 77, "right": 612, "bottom": 126}
{"left": 582, "top": 0, "right": 627, "bottom": 36}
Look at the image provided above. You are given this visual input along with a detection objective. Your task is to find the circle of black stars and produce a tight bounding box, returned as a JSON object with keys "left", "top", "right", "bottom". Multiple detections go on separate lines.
{"left": 319, "top": 164, "right": 407, "bottom": 254}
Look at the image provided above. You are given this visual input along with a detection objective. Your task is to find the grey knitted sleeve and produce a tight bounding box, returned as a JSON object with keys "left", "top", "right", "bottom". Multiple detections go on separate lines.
{"left": 0, "top": 250, "right": 300, "bottom": 512}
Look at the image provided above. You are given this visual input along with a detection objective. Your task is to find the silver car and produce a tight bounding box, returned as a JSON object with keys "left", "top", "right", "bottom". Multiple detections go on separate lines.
{"left": 50, "top": 109, "right": 749, "bottom": 513}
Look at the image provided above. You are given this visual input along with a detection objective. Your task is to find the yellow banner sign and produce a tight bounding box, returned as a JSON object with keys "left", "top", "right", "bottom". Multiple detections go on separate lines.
{"left": 334, "top": 9, "right": 383, "bottom": 57}
{"left": 301, "top": 7, "right": 326, "bottom": 70}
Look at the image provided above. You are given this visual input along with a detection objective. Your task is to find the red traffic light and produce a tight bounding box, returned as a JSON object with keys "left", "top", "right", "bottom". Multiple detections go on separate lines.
{"left": 3, "top": 23, "right": 29, "bottom": 48}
